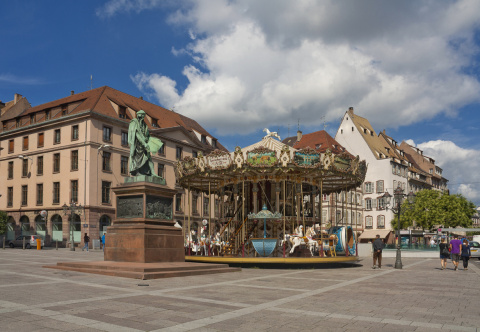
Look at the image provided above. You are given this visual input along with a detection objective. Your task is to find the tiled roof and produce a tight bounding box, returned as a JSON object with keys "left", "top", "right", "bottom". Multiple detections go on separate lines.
{"left": 5, "top": 86, "right": 226, "bottom": 151}
{"left": 290, "top": 130, "right": 352, "bottom": 156}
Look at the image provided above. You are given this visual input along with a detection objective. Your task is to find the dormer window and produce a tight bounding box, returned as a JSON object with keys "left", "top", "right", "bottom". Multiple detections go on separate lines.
{"left": 201, "top": 135, "right": 207, "bottom": 144}
{"left": 119, "top": 106, "right": 126, "bottom": 119}
{"left": 16, "top": 118, "right": 20, "bottom": 128}
{"left": 45, "top": 110, "right": 50, "bottom": 120}
{"left": 363, "top": 128, "right": 367, "bottom": 134}
{"left": 315, "top": 144, "right": 322, "bottom": 149}
{"left": 61, "top": 104, "right": 67, "bottom": 116}
{"left": 212, "top": 139, "right": 217, "bottom": 148}
{"left": 30, "top": 114, "right": 35, "bottom": 124}
{"left": 152, "top": 118, "right": 159, "bottom": 128}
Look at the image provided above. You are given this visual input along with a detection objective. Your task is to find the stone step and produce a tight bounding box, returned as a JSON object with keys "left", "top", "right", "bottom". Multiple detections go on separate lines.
{"left": 44, "top": 261, "right": 241, "bottom": 280}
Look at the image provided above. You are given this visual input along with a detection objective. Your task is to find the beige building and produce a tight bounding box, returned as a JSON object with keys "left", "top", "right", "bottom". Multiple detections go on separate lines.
{"left": 0, "top": 86, "right": 225, "bottom": 247}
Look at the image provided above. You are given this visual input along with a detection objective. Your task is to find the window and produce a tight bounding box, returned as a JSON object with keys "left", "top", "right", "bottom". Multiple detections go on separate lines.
{"left": 53, "top": 182, "right": 60, "bottom": 204}
{"left": 175, "top": 194, "right": 182, "bottom": 212}
{"left": 71, "top": 180, "right": 78, "bottom": 203}
{"left": 192, "top": 151, "right": 197, "bottom": 158}
{"left": 377, "top": 197, "right": 385, "bottom": 210}
{"left": 37, "top": 156, "right": 43, "bottom": 175}
{"left": 365, "top": 198, "right": 372, "bottom": 210}
{"left": 158, "top": 143, "right": 165, "bottom": 155}
{"left": 53, "top": 153, "right": 60, "bottom": 173}
{"left": 102, "top": 181, "right": 111, "bottom": 204}
{"left": 22, "top": 159, "right": 28, "bottom": 177}
{"left": 364, "top": 182, "right": 373, "bottom": 194}
{"left": 8, "top": 139, "right": 14, "bottom": 153}
{"left": 377, "top": 215, "right": 385, "bottom": 228}
{"left": 365, "top": 216, "right": 373, "bottom": 228}
{"left": 103, "top": 126, "right": 112, "bottom": 142}
{"left": 30, "top": 114, "right": 35, "bottom": 124}
{"left": 45, "top": 110, "right": 50, "bottom": 120}
{"left": 176, "top": 146, "right": 183, "bottom": 160}
{"left": 38, "top": 133, "right": 44, "bottom": 147}
{"left": 212, "top": 139, "right": 217, "bottom": 149}
{"left": 376, "top": 180, "right": 384, "bottom": 193}
{"left": 71, "top": 150, "right": 78, "bottom": 171}
{"left": 23, "top": 136, "right": 29, "bottom": 150}
{"left": 393, "top": 180, "right": 397, "bottom": 190}
{"left": 157, "top": 163, "right": 165, "bottom": 178}
{"left": 7, "top": 187, "right": 13, "bottom": 207}
{"left": 16, "top": 118, "right": 20, "bottom": 128}
{"left": 36, "top": 184, "right": 43, "bottom": 205}
{"left": 61, "top": 104, "right": 67, "bottom": 116}
{"left": 121, "top": 131, "right": 128, "bottom": 146}
{"left": 201, "top": 135, "right": 206, "bottom": 144}
{"left": 54, "top": 129, "right": 61, "bottom": 144}
{"left": 152, "top": 118, "right": 159, "bottom": 127}
{"left": 192, "top": 195, "right": 198, "bottom": 213}
{"left": 203, "top": 197, "right": 209, "bottom": 216}
{"left": 21, "top": 185, "right": 28, "bottom": 206}
{"left": 102, "top": 152, "right": 111, "bottom": 171}
{"left": 8, "top": 161, "right": 13, "bottom": 179}
{"left": 121, "top": 156, "right": 129, "bottom": 175}
{"left": 119, "top": 106, "right": 126, "bottom": 119}
{"left": 71, "top": 125, "right": 79, "bottom": 140}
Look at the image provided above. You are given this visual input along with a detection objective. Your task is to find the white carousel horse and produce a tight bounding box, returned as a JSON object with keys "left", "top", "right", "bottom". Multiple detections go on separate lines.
{"left": 199, "top": 226, "right": 210, "bottom": 256}
{"left": 287, "top": 226, "right": 318, "bottom": 256}
{"left": 210, "top": 232, "right": 223, "bottom": 256}
{"left": 187, "top": 230, "right": 200, "bottom": 254}
{"left": 263, "top": 128, "right": 281, "bottom": 140}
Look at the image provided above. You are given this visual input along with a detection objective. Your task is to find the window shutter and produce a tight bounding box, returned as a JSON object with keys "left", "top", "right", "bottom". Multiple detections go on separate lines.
{"left": 372, "top": 198, "right": 376, "bottom": 209}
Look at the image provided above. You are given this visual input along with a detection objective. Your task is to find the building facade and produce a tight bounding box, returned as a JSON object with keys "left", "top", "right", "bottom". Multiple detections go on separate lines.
{"left": 0, "top": 87, "right": 225, "bottom": 247}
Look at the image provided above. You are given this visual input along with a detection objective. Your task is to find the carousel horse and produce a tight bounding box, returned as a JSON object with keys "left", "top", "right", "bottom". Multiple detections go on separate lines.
{"left": 287, "top": 226, "right": 318, "bottom": 256}
{"left": 199, "top": 227, "right": 210, "bottom": 256}
{"left": 210, "top": 232, "right": 223, "bottom": 256}
{"left": 187, "top": 230, "right": 200, "bottom": 255}
{"left": 263, "top": 128, "right": 281, "bottom": 140}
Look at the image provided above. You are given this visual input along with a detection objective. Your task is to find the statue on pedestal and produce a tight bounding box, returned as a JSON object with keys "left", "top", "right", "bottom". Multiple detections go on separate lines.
{"left": 128, "top": 110, "right": 163, "bottom": 177}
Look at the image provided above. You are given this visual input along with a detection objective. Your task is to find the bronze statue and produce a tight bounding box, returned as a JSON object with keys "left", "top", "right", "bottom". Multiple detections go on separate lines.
{"left": 128, "top": 110, "right": 162, "bottom": 176}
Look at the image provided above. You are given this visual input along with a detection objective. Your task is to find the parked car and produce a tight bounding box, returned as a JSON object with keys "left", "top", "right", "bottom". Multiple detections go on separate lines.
{"left": 8, "top": 235, "right": 44, "bottom": 249}
{"left": 469, "top": 241, "right": 480, "bottom": 259}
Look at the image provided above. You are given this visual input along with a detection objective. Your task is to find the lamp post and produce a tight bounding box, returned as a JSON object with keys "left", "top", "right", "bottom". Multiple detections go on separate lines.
{"left": 62, "top": 201, "right": 83, "bottom": 251}
{"left": 383, "top": 186, "right": 415, "bottom": 269}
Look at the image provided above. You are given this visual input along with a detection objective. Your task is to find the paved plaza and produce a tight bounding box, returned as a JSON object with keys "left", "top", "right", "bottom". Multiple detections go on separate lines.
{"left": 0, "top": 248, "right": 479, "bottom": 331}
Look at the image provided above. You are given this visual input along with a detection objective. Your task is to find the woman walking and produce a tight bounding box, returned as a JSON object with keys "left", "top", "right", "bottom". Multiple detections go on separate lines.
{"left": 461, "top": 239, "right": 471, "bottom": 270}
{"left": 439, "top": 238, "right": 449, "bottom": 270}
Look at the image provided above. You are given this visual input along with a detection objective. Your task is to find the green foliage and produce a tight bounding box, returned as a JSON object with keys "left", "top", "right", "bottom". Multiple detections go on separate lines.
{"left": 0, "top": 210, "right": 8, "bottom": 235}
{"left": 389, "top": 190, "right": 475, "bottom": 230}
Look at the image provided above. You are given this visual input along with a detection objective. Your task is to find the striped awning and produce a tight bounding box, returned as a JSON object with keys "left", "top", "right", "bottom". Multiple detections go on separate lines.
{"left": 358, "top": 229, "right": 392, "bottom": 240}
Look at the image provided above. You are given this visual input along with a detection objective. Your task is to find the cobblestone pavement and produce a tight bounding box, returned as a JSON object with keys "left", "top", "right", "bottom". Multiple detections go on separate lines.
{"left": 1, "top": 248, "right": 479, "bottom": 331}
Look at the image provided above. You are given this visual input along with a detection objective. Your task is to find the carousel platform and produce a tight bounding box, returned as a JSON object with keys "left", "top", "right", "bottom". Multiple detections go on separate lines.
{"left": 185, "top": 255, "right": 360, "bottom": 266}
{"left": 44, "top": 261, "right": 241, "bottom": 280}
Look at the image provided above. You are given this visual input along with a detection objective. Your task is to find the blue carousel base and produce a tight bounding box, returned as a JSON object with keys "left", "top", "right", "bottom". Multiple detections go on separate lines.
{"left": 251, "top": 238, "right": 278, "bottom": 257}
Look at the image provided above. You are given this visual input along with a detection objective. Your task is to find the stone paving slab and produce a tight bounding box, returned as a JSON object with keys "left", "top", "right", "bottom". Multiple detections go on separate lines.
{"left": 0, "top": 248, "right": 479, "bottom": 331}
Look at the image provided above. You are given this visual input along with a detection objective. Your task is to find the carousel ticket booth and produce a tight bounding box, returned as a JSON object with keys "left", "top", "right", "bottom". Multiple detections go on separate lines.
{"left": 176, "top": 133, "right": 367, "bottom": 264}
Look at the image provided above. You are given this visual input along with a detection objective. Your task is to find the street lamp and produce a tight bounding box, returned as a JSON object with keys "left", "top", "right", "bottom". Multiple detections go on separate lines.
{"left": 62, "top": 200, "right": 84, "bottom": 251}
{"left": 383, "top": 186, "right": 415, "bottom": 269}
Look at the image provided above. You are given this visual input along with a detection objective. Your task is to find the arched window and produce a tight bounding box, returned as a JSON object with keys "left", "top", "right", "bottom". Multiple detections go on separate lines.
{"left": 35, "top": 215, "right": 46, "bottom": 238}
{"left": 51, "top": 214, "right": 63, "bottom": 242}
{"left": 99, "top": 215, "right": 111, "bottom": 235}
{"left": 6, "top": 216, "right": 16, "bottom": 240}
{"left": 20, "top": 215, "right": 30, "bottom": 235}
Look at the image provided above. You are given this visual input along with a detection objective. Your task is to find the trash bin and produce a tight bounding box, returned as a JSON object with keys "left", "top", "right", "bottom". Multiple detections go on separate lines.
{"left": 36, "top": 238, "right": 41, "bottom": 250}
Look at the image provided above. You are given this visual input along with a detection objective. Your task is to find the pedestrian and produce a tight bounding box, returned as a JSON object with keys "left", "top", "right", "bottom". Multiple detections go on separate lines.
{"left": 449, "top": 235, "right": 462, "bottom": 271}
{"left": 439, "top": 237, "right": 449, "bottom": 270}
{"left": 101, "top": 233, "right": 105, "bottom": 252}
{"left": 461, "top": 239, "right": 471, "bottom": 270}
{"left": 372, "top": 234, "right": 384, "bottom": 269}
{"left": 82, "top": 233, "right": 90, "bottom": 252}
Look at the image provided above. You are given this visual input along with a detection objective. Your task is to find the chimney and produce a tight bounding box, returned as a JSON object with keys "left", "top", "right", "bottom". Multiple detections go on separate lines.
{"left": 14, "top": 93, "right": 22, "bottom": 104}
{"left": 71, "top": 90, "right": 74, "bottom": 96}
{"left": 139, "top": 96, "right": 143, "bottom": 100}
{"left": 297, "top": 130, "right": 302, "bottom": 142}
{"left": 349, "top": 107, "right": 354, "bottom": 113}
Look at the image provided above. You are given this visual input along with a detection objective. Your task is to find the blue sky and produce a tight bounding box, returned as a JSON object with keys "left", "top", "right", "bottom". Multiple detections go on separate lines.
{"left": 2, "top": 0, "right": 480, "bottom": 205}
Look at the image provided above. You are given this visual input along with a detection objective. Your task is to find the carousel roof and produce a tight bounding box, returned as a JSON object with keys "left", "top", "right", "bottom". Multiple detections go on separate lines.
{"left": 176, "top": 132, "right": 367, "bottom": 193}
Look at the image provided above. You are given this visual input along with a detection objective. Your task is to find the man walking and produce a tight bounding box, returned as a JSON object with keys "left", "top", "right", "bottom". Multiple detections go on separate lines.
{"left": 82, "top": 233, "right": 90, "bottom": 252}
{"left": 372, "top": 234, "right": 384, "bottom": 269}
{"left": 449, "top": 235, "right": 462, "bottom": 271}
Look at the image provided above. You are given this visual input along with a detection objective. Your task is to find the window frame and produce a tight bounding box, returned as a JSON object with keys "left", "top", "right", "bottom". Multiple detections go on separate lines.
{"left": 102, "top": 151, "right": 112, "bottom": 172}
{"left": 377, "top": 215, "right": 385, "bottom": 229}
{"left": 7, "top": 187, "right": 13, "bottom": 207}
{"left": 71, "top": 150, "right": 79, "bottom": 171}
{"left": 8, "top": 161, "right": 13, "bottom": 179}
{"left": 365, "top": 216, "right": 373, "bottom": 228}
{"left": 22, "top": 159, "right": 28, "bottom": 177}
{"left": 365, "top": 198, "right": 372, "bottom": 210}
{"left": 36, "top": 183, "right": 43, "bottom": 205}
{"left": 120, "top": 155, "right": 129, "bottom": 175}
{"left": 71, "top": 125, "right": 79, "bottom": 141}
{"left": 121, "top": 131, "right": 128, "bottom": 146}
{"left": 8, "top": 139, "right": 14, "bottom": 153}
{"left": 54, "top": 129, "right": 61, "bottom": 144}
{"left": 53, "top": 182, "right": 60, "bottom": 204}
{"left": 376, "top": 180, "right": 384, "bottom": 193}
{"left": 21, "top": 185, "right": 28, "bottom": 206}
{"left": 38, "top": 132, "right": 44, "bottom": 148}
{"left": 71, "top": 180, "right": 78, "bottom": 203}
{"left": 364, "top": 182, "right": 373, "bottom": 194}
{"left": 53, "top": 153, "right": 60, "bottom": 173}
{"left": 103, "top": 126, "right": 112, "bottom": 143}
{"left": 101, "top": 181, "right": 111, "bottom": 204}
{"left": 22, "top": 136, "right": 29, "bottom": 151}
{"left": 37, "top": 156, "right": 43, "bottom": 176}
{"left": 176, "top": 146, "right": 183, "bottom": 160}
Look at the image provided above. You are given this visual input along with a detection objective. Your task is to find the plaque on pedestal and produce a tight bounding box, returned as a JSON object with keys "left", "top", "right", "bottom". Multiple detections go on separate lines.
{"left": 104, "top": 179, "right": 184, "bottom": 263}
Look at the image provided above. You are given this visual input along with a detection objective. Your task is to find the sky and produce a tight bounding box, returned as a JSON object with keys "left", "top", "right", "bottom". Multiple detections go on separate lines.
{"left": 2, "top": 0, "right": 480, "bottom": 205}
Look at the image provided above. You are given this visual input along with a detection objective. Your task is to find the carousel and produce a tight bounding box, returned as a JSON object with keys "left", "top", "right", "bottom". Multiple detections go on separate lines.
{"left": 176, "top": 130, "right": 367, "bottom": 264}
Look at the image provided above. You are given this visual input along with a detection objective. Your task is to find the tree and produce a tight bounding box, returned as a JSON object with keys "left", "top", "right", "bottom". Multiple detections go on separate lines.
{"left": 0, "top": 210, "right": 7, "bottom": 235}
{"left": 391, "top": 190, "right": 475, "bottom": 230}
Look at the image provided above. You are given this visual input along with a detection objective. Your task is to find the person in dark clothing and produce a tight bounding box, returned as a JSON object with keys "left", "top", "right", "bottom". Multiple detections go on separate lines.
{"left": 461, "top": 239, "right": 471, "bottom": 270}
{"left": 372, "top": 235, "right": 384, "bottom": 269}
{"left": 439, "top": 237, "right": 449, "bottom": 270}
{"left": 82, "top": 233, "right": 90, "bottom": 252}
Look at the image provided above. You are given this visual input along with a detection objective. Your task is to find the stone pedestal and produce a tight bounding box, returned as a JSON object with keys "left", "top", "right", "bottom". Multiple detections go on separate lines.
{"left": 104, "top": 180, "right": 184, "bottom": 263}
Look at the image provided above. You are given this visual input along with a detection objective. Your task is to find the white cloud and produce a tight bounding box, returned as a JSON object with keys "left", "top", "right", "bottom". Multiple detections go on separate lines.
{"left": 0, "top": 73, "right": 44, "bottom": 85}
{"left": 127, "top": 0, "right": 480, "bottom": 135}
{"left": 96, "top": 0, "right": 165, "bottom": 18}
{"left": 417, "top": 140, "right": 480, "bottom": 205}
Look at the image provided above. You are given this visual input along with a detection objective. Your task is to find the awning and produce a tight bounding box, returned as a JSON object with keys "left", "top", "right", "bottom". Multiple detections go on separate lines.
{"left": 358, "top": 229, "right": 392, "bottom": 240}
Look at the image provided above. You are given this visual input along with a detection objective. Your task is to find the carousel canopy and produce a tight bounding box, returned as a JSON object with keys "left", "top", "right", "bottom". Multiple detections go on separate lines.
{"left": 176, "top": 133, "right": 367, "bottom": 193}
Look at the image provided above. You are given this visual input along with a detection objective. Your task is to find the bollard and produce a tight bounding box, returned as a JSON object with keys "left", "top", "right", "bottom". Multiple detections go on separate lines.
{"left": 56, "top": 240, "right": 58, "bottom": 250}
{"left": 36, "top": 238, "right": 41, "bottom": 250}
{"left": 23, "top": 236, "right": 25, "bottom": 250}
{"left": 3, "top": 237, "right": 5, "bottom": 249}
